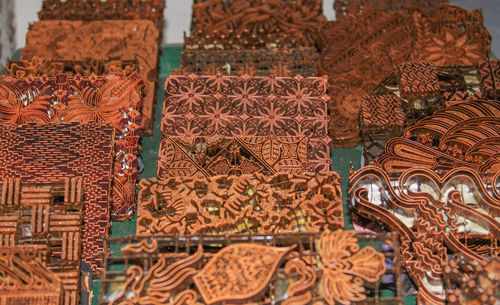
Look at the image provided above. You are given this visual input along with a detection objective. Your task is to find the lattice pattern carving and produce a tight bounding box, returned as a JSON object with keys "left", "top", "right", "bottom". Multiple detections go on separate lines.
{"left": 0, "top": 73, "right": 142, "bottom": 220}
{"left": 361, "top": 62, "right": 482, "bottom": 163}
{"left": 479, "top": 58, "right": 500, "bottom": 99}
{"left": 0, "top": 122, "right": 114, "bottom": 274}
{"left": 22, "top": 20, "right": 159, "bottom": 135}
{"left": 100, "top": 231, "right": 399, "bottom": 305}
{"left": 0, "top": 178, "right": 84, "bottom": 305}
{"left": 137, "top": 172, "right": 343, "bottom": 235}
{"left": 350, "top": 166, "right": 500, "bottom": 304}
{"left": 187, "top": 0, "right": 325, "bottom": 49}
{"left": 176, "top": 48, "right": 316, "bottom": 77}
{"left": 163, "top": 74, "right": 331, "bottom": 171}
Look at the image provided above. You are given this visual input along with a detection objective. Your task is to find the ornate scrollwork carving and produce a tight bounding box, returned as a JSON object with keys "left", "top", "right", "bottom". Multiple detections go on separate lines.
{"left": 22, "top": 20, "right": 159, "bottom": 135}
{"left": 102, "top": 231, "right": 391, "bottom": 305}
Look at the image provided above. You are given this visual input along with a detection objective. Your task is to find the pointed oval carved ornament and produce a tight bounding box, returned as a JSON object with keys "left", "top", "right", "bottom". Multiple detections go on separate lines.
{"left": 193, "top": 243, "right": 295, "bottom": 304}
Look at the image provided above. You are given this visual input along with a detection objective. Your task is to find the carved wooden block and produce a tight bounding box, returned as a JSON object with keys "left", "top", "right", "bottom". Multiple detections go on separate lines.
{"left": 22, "top": 20, "right": 159, "bottom": 135}
{"left": 0, "top": 73, "right": 142, "bottom": 220}
{"left": 137, "top": 172, "right": 343, "bottom": 236}
{"left": 99, "top": 231, "right": 402, "bottom": 305}
{"left": 0, "top": 122, "right": 114, "bottom": 274}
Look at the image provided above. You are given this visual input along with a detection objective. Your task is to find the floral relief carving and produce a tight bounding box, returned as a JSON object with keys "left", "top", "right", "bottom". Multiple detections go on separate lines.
{"left": 103, "top": 231, "right": 390, "bottom": 305}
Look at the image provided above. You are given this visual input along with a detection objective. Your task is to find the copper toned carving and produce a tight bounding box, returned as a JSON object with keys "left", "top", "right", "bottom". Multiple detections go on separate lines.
{"left": 7, "top": 57, "right": 138, "bottom": 78}
{"left": 318, "top": 5, "right": 490, "bottom": 146}
{"left": 158, "top": 136, "right": 311, "bottom": 178}
{"left": 22, "top": 20, "right": 159, "bottom": 135}
{"left": 188, "top": 0, "right": 325, "bottom": 49}
{"left": 0, "top": 122, "right": 114, "bottom": 274}
{"left": 361, "top": 61, "right": 482, "bottom": 162}
{"left": 0, "top": 177, "right": 84, "bottom": 305}
{"left": 0, "top": 73, "right": 142, "bottom": 220}
{"left": 375, "top": 99, "right": 500, "bottom": 175}
{"left": 38, "top": 0, "right": 164, "bottom": 32}
{"left": 163, "top": 74, "right": 331, "bottom": 171}
{"left": 349, "top": 166, "right": 500, "bottom": 304}
{"left": 100, "top": 231, "right": 397, "bottom": 305}
{"left": 333, "top": 0, "right": 448, "bottom": 19}
{"left": 479, "top": 58, "right": 500, "bottom": 99}
{"left": 444, "top": 256, "right": 500, "bottom": 304}
{"left": 176, "top": 48, "right": 316, "bottom": 77}
{"left": 137, "top": 172, "right": 343, "bottom": 235}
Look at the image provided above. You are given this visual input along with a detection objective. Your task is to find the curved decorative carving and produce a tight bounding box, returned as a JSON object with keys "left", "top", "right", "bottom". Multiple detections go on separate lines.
{"left": 376, "top": 100, "right": 500, "bottom": 174}
{"left": 350, "top": 166, "right": 500, "bottom": 304}
{"left": 103, "top": 232, "right": 394, "bottom": 305}
{"left": 22, "top": 20, "right": 159, "bottom": 135}
{"left": 333, "top": 0, "right": 448, "bottom": 19}
{"left": 137, "top": 172, "right": 343, "bottom": 235}
{"left": 0, "top": 73, "right": 142, "bottom": 220}
{"left": 162, "top": 74, "right": 331, "bottom": 171}
{"left": 319, "top": 230, "right": 386, "bottom": 305}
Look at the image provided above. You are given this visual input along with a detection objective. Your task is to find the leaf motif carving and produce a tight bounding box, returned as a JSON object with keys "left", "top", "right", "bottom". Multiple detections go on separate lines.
{"left": 193, "top": 243, "right": 295, "bottom": 304}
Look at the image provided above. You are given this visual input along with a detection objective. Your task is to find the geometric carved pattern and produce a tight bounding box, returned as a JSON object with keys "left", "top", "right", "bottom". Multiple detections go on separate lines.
{"left": 350, "top": 166, "right": 500, "bottom": 304}
{"left": 137, "top": 172, "right": 343, "bottom": 235}
{"left": 163, "top": 74, "right": 331, "bottom": 172}
{"left": 479, "top": 58, "right": 500, "bottom": 99}
{"left": 176, "top": 48, "right": 316, "bottom": 77}
{"left": 333, "top": 0, "right": 448, "bottom": 19}
{"left": 158, "top": 136, "right": 310, "bottom": 178}
{"left": 101, "top": 231, "right": 395, "bottom": 305}
{"left": 0, "top": 73, "right": 142, "bottom": 220}
{"left": 21, "top": 20, "right": 159, "bottom": 135}
{"left": 0, "top": 178, "right": 84, "bottom": 305}
{"left": 0, "top": 122, "right": 114, "bottom": 274}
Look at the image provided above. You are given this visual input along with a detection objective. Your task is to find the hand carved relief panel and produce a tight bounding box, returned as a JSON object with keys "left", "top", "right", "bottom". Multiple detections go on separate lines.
{"left": 22, "top": 20, "right": 159, "bottom": 135}
{"left": 158, "top": 136, "right": 312, "bottom": 178}
{"left": 361, "top": 61, "right": 482, "bottom": 162}
{"left": 137, "top": 172, "right": 343, "bottom": 235}
{"left": 162, "top": 74, "right": 332, "bottom": 171}
{"left": 0, "top": 73, "right": 143, "bottom": 220}
{"left": 0, "top": 122, "right": 114, "bottom": 274}
{"left": 479, "top": 59, "right": 500, "bottom": 99}
{"left": 349, "top": 166, "right": 500, "bottom": 304}
{"left": 0, "top": 178, "right": 84, "bottom": 305}
{"left": 187, "top": 0, "right": 325, "bottom": 49}
{"left": 333, "top": 0, "right": 448, "bottom": 19}
{"left": 176, "top": 48, "right": 316, "bottom": 77}
{"left": 99, "top": 231, "right": 401, "bottom": 305}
